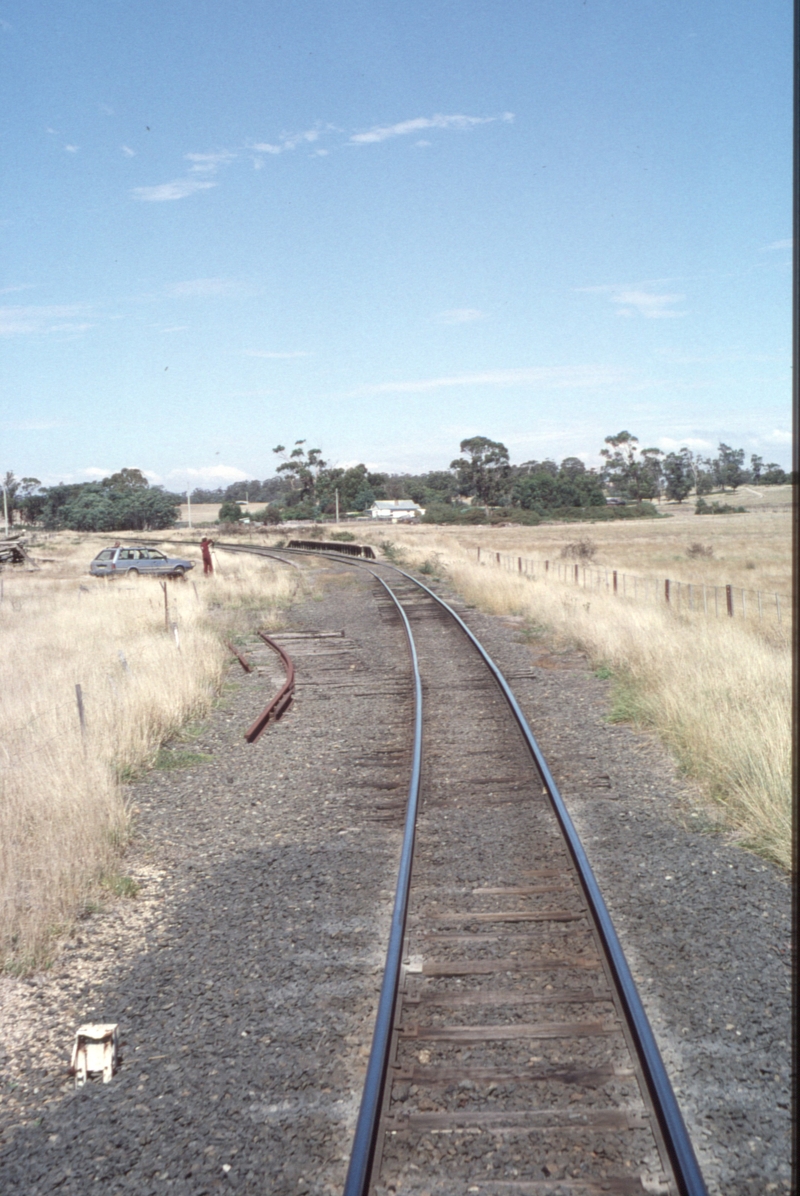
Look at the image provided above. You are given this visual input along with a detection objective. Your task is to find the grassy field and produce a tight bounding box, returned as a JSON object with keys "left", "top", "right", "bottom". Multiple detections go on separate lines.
{"left": 348, "top": 506, "right": 792, "bottom": 870}
{"left": 0, "top": 535, "right": 302, "bottom": 969}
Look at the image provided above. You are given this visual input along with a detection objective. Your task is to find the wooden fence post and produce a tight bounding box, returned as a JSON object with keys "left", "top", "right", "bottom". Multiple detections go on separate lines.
{"left": 726, "top": 584, "right": 733, "bottom": 617}
{"left": 75, "top": 684, "right": 86, "bottom": 742}
{"left": 665, "top": 579, "right": 670, "bottom": 604}
{"left": 613, "top": 570, "right": 618, "bottom": 593}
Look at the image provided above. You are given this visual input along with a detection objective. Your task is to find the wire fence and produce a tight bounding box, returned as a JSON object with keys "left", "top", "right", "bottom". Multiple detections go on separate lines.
{"left": 475, "top": 547, "right": 790, "bottom": 626}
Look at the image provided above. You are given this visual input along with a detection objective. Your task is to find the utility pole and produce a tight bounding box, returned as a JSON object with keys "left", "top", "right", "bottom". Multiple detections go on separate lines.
{"left": 2, "top": 484, "right": 7, "bottom": 536}
{"left": 186, "top": 489, "right": 192, "bottom": 529}
{"left": 335, "top": 489, "right": 340, "bottom": 524}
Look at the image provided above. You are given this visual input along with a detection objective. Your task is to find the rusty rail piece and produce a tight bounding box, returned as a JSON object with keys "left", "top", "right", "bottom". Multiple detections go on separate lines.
{"left": 225, "top": 640, "right": 253, "bottom": 673}
{"left": 243, "top": 632, "right": 295, "bottom": 743}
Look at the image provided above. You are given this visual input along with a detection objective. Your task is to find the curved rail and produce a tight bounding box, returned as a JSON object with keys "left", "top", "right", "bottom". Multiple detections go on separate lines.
{"left": 243, "top": 632, "right": 296, "bottom": 743}
{"left": 386, "top": 566, "right": 708, "bottom": 1196}
{"left": 213, "top": 542, "right": 708, "bottom": 1196}
{"left": 342, "top": 572, "right": 424, "bottom": 1196}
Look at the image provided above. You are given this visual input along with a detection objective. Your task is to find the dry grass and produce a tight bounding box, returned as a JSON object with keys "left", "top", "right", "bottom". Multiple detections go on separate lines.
{"left": 367, "top": 525, "right": 792, "bottom": 870}
{"left": 0, "top": 535, "right": 302, "bottom": 969}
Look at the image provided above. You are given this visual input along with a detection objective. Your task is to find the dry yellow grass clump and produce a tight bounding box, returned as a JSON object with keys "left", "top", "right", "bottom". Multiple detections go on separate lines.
{"left": 370, "top": 524, "right": 791, "bottom": 870}
{"left": 0, "top": 536, "right": 300, "bottom": 968}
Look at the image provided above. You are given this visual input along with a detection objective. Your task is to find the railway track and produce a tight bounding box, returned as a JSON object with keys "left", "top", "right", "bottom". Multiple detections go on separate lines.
{"left": 220, "top": 543, "right": 707, "bottom": 1196}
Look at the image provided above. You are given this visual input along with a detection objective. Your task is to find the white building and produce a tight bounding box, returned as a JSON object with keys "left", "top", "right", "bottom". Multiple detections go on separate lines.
{"left": 370, "top": 499, "right": 425, "bottom": 522}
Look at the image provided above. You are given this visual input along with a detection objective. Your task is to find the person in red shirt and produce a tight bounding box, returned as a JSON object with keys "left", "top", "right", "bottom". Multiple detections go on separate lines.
{"left": 200, "top": 537, "right": 214, "bottom": 575}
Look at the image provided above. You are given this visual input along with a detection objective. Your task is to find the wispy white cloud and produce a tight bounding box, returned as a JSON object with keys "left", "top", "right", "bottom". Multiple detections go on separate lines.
{"left": 137, "top": 111, "right": 512, "bottom": 199}
{"left": 656, "top": 436, "right": 714, "bottom": 452}
{"left": 610, "top": 290, "right": 685, "bottom": 318}
{"left": 83, "top": 467, "right": 114, "bottom": 478}
{"left": 64, "top": 144, "right": 79, "bottom": 154}
{"left": 165, "top": 278, "right": 239, "bottom": 298}
{"left": 764, "top": 428, "right": 792, "bottom": 444}
{"left": 121, "top": 145, "right": 136, "bottom": 157}
{"left": 133, "top": 178, "right": 217, "bottom": 202}
{"left": 185, "top": 150, "right": 236, "bottom": 174}
{"left": 763, "top": 239, "right": 792, "bottom": 250}
{"left": 244, "top": 349, "right": 311, "bottom": 359}
{"left": 350, "top": 111, "right": 514, "bottom": 145}
{"left": 160, "top": 324, "right": 189, "bottom": 333}
{"left": 436, "top": 308, "right": 486, "bottom": 325}
{"left": 579, "top": 283, "right": 685, "bottom": 319}
{"left": 169, "top": 464, "right": 249, "bottom": 484}
{"left": 352, "top": 364, "right": 627, "bottom": 396}
{"left": 0, "top": 304, "right": 93, "bottom": 336}
{"left": 0, "top": 419, "right": 66, "bottom": 431}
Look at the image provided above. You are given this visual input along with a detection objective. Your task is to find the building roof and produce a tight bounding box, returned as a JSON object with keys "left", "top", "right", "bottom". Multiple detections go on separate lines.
{"left": 371, "top": 500, "right": 422, "bottom": 510}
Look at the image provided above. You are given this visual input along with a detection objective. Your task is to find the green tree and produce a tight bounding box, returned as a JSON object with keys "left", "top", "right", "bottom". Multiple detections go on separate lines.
{"left": 450, "top": 436, "right": 511, "bottom": 505}
{"left": 749, "top": 454, "right": 763, "bottom": 483}
{"left": 273, "top": 440, "right": 327, "bottom": 500}
{"left": 218, "top": 501, "right": 242, "bottom": 522}
{"left": 600, "top": 432, "right": 662, "bottom": 502}
{"left": 762, "top": 463, "right": 787, "bottom": 485}
{"left": 662, "top": 449, "right": 693, "bottom": 502}
{"left": 713, "top": 443, "right": 746, "bottom": 491}
{"left": 101, "top": 467, "right": 150, "bottom": 489}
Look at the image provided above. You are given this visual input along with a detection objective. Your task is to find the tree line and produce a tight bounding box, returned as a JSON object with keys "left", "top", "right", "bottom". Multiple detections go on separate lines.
{"left": 2, "top": 435, "right": 792, "bottom": 531}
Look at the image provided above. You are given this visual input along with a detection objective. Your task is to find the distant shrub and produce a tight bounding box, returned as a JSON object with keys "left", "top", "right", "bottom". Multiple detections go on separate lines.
{"left": 560, "top": 538, "right": 597, "bottom": 561}
{"left": 695, "top": 498, "right": 746, "bottom": 515}
{"left": 687, "top": 542, "right": 714, "bottom": 558}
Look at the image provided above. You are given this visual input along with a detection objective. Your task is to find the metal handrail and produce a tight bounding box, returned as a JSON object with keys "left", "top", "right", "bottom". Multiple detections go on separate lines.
{"left": 342, "top": 572, "right": 424, "bottom": 1196}
{"left": 392, "top": 567, "right": 708, "bottom": 1196}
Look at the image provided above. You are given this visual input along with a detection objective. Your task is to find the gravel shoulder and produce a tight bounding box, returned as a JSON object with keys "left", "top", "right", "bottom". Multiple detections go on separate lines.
{"left": 0, "top": 558, "right": 791, "bottom": 1196}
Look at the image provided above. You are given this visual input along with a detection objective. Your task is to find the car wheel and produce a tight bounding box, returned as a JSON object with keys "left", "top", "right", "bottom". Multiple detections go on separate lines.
{"left": 127, "top": 568, "right": 139, "bottom": 577}
{"left": 173, "top": 566, "right": 185, "bottom": 577}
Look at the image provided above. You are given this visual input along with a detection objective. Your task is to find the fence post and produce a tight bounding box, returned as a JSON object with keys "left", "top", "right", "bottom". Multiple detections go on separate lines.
{"left": 477, "top": 547, "right": 481, "bottom": 563}
{"left": 161, "top": 580, "right": 169, "bottom": 630}
{"left": 518, "top": 556, "right": 522, "bottom": 573}
{"left": 75, "top": 683, "right": 86, "bottom": 742}
{"left": 574, "top": 564, "right": 579, "bottom": 584}
{"left": 714, "top": 587, "right": 719, "bottom": 617}
{"left": 545, "top": 560, "right": 549, "bottom": 573}
{"left": 726, "top": 584, "right": 733, "bottom": 617}
{"left": 613, "top": 570, "right": 618, "bottom": 594}
{"left": 665, "top": 579, "right": 670, "bottom": 604}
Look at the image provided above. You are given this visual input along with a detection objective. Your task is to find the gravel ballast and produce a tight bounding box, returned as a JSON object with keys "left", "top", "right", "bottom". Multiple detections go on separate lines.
{"left": 0, "top": 557, "right": 791, "bottom": 1195}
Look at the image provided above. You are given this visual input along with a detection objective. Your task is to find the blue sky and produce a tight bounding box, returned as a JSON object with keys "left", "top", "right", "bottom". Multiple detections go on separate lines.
{"left": 0, "top": 0, "right": 792, "bottom": 490}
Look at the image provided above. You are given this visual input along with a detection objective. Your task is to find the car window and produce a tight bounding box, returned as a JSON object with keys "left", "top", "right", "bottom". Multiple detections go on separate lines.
{"left": 149, "top": 551, "right": 166, "bottom": 561}
{"left": 134, "top": 550, "right": 149, "bottom": 559}
{"left": 96, "top": 549, "right": 114, "bottom": 560}
{"left": 118, "top": 549, "right": 134, "bottom": 560}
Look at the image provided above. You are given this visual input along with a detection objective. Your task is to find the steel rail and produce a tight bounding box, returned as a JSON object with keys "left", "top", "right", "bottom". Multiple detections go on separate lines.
{"left": 383, "top": 566, "right": 709, "bottom": 1196}
{"left": 212, "top": 543, "right": 708, "bottom": 1196}
{"left": 342, "top": 572, "right": 424, "bottom": 1196}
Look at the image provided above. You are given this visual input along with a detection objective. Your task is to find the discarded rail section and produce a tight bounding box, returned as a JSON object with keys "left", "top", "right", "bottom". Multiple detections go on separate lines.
{"left": 222, "top": 542, "right": 708, "bottom": 1195}
{"left": 243, "top": 631, "right": 295, "bottom": 743}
